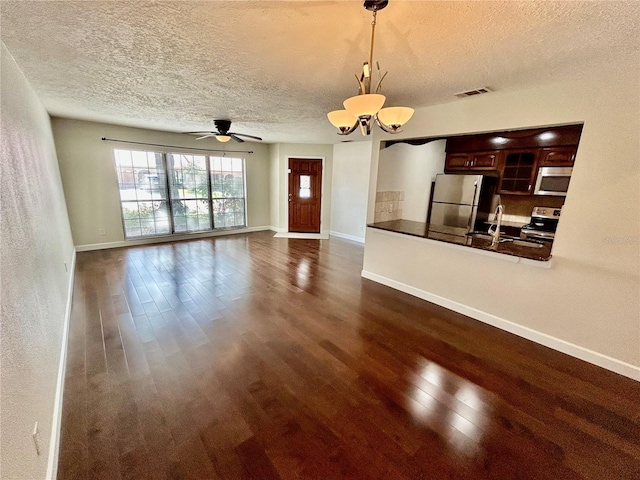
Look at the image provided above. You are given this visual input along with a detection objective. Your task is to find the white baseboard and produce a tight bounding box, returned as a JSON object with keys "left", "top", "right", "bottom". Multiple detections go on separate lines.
{"left": 361, "top": 270, "right": 640, "bottom": 381}
{"left": 269, "top": 226, "right": 286, "bottom": 233}
{"left": 329, "top": 230, "right": 365, "bottom": 243}
{"left": 76, "top": 226, "right": 273, "bottom": 252}
{"left": 46, "top": 248, "right": 77, "bottom": 480}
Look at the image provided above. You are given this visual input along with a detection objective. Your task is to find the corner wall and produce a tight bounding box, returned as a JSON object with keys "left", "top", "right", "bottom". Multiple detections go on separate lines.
{"left": 1, "top": 43, "right": 75, "bottom": 479}
{"left": 51, "top": 118, "right": 271, "bottom": 248}
{"left": 376, "top": 140, "right": 446, "bottom": 223}
{"left": 363, "top": 55, "right": 640, "bottom": 376}
{"left": 330, "top": 141, "right": 372, "bottom": 242}
{"left": 268, "top": 143, "right": 281, "bottom": 229}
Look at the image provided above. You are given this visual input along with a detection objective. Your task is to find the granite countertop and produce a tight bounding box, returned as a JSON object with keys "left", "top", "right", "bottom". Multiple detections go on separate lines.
{"left": 368, "top": 219, "right": 552, "bottom": 262}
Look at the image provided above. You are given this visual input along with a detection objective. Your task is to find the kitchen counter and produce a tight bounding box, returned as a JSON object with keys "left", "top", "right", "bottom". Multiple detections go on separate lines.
{"left": 368, "top": 219, "right": 552, "bottom": 261}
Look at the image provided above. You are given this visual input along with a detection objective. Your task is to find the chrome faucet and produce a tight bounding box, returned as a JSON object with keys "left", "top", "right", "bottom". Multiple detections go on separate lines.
{"left": 488, "top": 204, "right": 504, "bottom": 246}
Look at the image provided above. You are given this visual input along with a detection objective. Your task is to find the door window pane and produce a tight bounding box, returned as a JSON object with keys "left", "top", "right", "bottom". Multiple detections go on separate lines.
{"left": 299, "top": 175, "right": 311, "bottom": 198}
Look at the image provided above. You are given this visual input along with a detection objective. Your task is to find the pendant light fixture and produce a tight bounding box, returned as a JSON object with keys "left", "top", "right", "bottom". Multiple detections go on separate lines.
{"left": 328, "top": 0, "right": 414, "bottom": 136}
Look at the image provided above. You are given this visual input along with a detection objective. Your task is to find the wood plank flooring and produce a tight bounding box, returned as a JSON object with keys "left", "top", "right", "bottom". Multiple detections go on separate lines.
{"left": 57, "top": 231, "right": 640, "bottom": 479}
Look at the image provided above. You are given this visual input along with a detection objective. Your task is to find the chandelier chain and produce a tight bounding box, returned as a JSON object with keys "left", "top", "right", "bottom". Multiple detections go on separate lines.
{"left": 368, "top": 10, "right": 377, "bottom": 83}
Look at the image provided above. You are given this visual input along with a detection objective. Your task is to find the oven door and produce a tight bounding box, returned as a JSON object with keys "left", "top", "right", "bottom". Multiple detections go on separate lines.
{"left": 534, "top": 167, "right": 572, "bottom": 196}
{"left": 520, "top": 228, "right": 555, "bottom": 242}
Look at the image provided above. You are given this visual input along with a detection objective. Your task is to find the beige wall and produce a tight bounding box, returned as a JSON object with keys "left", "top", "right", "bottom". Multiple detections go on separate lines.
{"left": 376, "top": 140, "right": 446, "bottom": 223}
{"left": 363, "top": 56, "right": 640, "bottom": 374}
{"left": 51, "top": 118, "right": 271, "bottom": 248}
{"left": 329, "top": 141, "right": 372, "bottom": 241}
{"left": 1, "top": 44, "right": 75, "bottom": 479}
{"left": 272, "top": 143, "right": 334, "bottom": 233}
{"left": 268, "top": 143, "right": 280, "bottom": 229}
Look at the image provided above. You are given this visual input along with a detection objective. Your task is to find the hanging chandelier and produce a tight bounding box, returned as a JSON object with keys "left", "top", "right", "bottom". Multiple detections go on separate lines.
{"left": 327, "top": 0, "right": 414, "bottom": 137}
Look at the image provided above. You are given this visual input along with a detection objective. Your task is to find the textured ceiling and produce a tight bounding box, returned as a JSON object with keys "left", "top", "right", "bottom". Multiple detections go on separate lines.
{"left": 1, "top": 1, "right": 638, "bottom": 144}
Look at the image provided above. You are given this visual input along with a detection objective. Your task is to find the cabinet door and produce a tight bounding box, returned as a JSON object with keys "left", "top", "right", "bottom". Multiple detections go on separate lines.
{"left": 470, "top": 151, "right": 500, "bottom": 170}
{"left": 539, "top": 147, "right": 576, "bottom": 166}
{"left": 498, "top": 151, "right": 538, "bottom": 195}
{"left": 445, "top": 153, "right": 471, "bottom": 171}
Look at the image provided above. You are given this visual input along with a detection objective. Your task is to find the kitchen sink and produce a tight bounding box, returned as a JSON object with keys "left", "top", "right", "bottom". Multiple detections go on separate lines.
{"left": 466, "top": 232, "right": 494, "bottom": 241}
{"left": 466, "top": 232, "right": 545, "bottom": 249}
{"left": 505, "top": 239, "right": 545, "bottom": 249}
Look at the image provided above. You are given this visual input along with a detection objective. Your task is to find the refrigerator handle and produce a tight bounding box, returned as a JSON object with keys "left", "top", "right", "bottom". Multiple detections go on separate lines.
{"left": 468, "top": 182, "right": 479, "bottom": 230}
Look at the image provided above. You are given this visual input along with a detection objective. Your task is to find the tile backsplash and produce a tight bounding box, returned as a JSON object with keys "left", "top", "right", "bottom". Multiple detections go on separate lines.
{"left": 374, "top": 191, "right": 404, "bottom": 222}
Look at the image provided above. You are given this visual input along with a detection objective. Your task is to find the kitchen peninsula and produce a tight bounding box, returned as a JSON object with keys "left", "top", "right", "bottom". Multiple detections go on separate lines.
{"left": 368, "top": 219, "right": 552, "bottom": 261}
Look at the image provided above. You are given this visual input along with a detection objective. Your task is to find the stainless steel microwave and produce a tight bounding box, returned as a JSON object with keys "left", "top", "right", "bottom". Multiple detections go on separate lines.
{"left": 534, "top": 166, "right": 573, "bottom": 196}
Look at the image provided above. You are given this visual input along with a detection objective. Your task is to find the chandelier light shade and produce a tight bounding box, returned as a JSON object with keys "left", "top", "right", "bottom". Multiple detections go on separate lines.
{"left": 328, "top": 0, "right": 414, "bottom": 137}
{"left": 215, "top": 135, "right": 232, "bottom": 143}
{"left": 376, "top": 106, "right": 415, "bottom": 131}
{"left": 327, "top": 110, "right": 358, "bottom": 131}
{"left": 343, "top": 94, "right": 386, "bottom": 118}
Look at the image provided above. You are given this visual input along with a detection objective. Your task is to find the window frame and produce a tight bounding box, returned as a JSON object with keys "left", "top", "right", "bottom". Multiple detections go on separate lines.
{"left": 209, "top": 156, "right": 248, "bottom": 230}
{"left": 113, "top": 148, "right": 248, "bottom": 240}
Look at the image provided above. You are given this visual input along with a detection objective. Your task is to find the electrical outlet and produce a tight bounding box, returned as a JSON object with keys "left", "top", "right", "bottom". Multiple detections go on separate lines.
{"left": 32, "top": 422, "right": 41, "bottom": 456}
{"left": 99, "top": 228, "right": 106, "bottom": 236}
{"left": 388, "top": 204, "right": 393, "bottom": 213}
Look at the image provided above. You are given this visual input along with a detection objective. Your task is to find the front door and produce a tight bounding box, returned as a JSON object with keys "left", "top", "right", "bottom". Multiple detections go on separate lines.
{"left": 288, "top": 158, "right": 322, "bottom": 233}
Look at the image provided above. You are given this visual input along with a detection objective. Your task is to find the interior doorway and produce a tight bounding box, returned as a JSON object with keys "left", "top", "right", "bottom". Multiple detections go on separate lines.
{"left": 288, "top": 158, "right": 322, "bottom": 233}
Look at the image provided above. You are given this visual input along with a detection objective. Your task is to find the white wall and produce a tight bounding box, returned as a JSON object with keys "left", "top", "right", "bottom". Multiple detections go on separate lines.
{"left": 51, "top": 119, "right": 271, "bottom": 248}
{"left": 363, "top": 55, "right": 640, "bottom": 376}
{"left": 272, "top": 143, "right": 334, "bottom": 234}
{"left": 376, "top": 140, "right": 446, "bottom": 222}
{"left": 1, "top": 44, "right": 75, "bottom": 479}
{"left": 330, "top": 141, "right": 373, "bottom": 242}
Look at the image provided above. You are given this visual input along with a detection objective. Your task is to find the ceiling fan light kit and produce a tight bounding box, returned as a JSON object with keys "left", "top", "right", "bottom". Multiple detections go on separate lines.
{"left": 328, "top": 0, "right": 414, "bottom": 136}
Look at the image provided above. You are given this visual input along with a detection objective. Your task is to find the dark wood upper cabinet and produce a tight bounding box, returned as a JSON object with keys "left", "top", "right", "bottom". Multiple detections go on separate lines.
{"left": 498, "top": 151, "right": 538, "bottom": 195}
{"left": 445, "top": 150, "right": 501, "bottom": 172}
{"left": 471, "top": 151, "right": 501, "bottom": 169}
{"left": 444, "top": 124, "right": 582, "bottom": 195}
{"left": 444, "top": 153, "right": 471, "bottom": 171}
{"left": 538, "top": 147, "right": 577, "bottom": 166}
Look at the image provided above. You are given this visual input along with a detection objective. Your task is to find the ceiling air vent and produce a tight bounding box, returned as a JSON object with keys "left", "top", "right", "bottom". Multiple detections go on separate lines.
{"left": 454, "top": 87, "right": 493, "bottom": 98}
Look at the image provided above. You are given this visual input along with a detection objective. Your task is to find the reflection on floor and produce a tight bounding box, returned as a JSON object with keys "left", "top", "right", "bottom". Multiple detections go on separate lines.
{"left": 58, "top": 231, "right": 640, "bottom": 479}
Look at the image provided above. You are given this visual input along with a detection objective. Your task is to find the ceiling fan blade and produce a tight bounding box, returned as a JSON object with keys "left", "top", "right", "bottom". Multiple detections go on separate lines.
{"left": 229, "top": 134, "right": 245, "bottom": 143}
{"left": 229, "top": 132, "right": 263, "bottom": 141}
{"left": 184, "top": 131, "right": 214, "bottom": 135}
{"left": 195, "top": 134, "right": 215, "bottom": 140}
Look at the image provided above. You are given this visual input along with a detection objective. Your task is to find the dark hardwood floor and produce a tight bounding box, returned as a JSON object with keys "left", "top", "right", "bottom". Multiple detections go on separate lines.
{"left": 57, "top": 231, "right": 640, "bottom": 480}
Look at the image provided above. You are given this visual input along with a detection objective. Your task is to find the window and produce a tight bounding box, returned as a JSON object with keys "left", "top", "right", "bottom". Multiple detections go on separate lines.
{"left": 167, "top": 153, "right": 211, "bottom": 233}
{"left": 210, "top": 156, "right": 246, "bottom": 228}
{"left": 114, "top": 149, "right": 247, "bottom": 238}
{"left": 114, "top": 149, "right": 171, "bottom": 238}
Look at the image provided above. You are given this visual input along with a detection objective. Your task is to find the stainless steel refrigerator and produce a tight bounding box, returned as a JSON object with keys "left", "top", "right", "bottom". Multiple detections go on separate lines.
{"left": 427, "top": 174, "right": 496, "bottom": 241}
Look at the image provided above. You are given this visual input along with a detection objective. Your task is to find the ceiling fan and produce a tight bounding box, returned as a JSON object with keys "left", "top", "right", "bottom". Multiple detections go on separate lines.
{"left": 185, "top": 120, "right": 262, "bottom": 143}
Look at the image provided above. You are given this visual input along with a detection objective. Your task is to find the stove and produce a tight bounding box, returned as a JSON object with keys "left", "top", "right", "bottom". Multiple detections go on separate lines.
{"left": 520, "top": 206, "right": 561, "bottom": 242}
